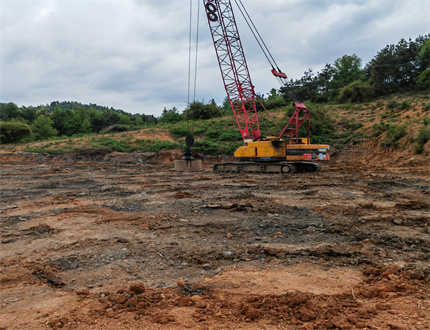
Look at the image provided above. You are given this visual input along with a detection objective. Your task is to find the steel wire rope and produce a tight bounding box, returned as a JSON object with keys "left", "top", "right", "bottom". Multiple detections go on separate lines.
{"left": 185, "top": 0, "right": 200, "bottom": 156}
{"left": 187, "top": 0, "right": 193, "bottom": 106}
{"left": 233, "top": 0, "right": 273, "bottom": 68}
{"left": 234, "top": 0, "right": 300, "bottom": 103}
{"left": 193, "top": 0, "right": 201, "bottom": 103}
{"left": 235, "top": 0, "right": 280, "bottom": 71}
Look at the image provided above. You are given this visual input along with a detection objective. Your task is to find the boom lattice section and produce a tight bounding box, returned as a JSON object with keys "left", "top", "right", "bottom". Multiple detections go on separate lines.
{"left": 203, "top": 0, "right": 260, "bottom": 141}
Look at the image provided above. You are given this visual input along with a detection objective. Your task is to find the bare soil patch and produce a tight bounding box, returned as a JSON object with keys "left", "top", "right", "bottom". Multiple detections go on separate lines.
{"left": 0, "top": 149, "right": 429, "bottom": 329}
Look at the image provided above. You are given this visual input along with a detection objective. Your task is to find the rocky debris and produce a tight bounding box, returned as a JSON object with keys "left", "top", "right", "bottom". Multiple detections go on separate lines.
{"left": 76, "top": 288, "right": 90, "bottom": 295}
{"left": 222, "top": 251, "right": 235, "bottom": 258}
{"left": 176, "top": 278, "right": 186, "bottom": 287}
{"left": 32, "top": 264, "right": 65, "bottom": 287}
{"left": 129, "top": 281, "right": 145, "bottom": 294}
{"left": 178, "top": 284, "right": 207, "bottom": 296}
{"left": 174, "top": 191, "right": 196, "bottom": 199}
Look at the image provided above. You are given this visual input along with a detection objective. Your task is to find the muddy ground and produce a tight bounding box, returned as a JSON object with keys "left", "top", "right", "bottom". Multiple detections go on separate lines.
{"left": 0, "top": 150, "right": 429, "bottom": 329}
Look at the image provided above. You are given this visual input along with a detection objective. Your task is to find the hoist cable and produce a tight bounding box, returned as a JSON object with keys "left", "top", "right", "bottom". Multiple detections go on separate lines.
{"left": 235, "top": 0, "right": 300, "bottom": 101}
{"left": 187, "top": 0, "right": 193, "bottom": 105}
{"left": 234, "top": 0, "right": 273, "bottom": 67}
{"left": 193, "top": 0, "right": 201, "bottom": 102}
{"left": 235, "top": 0, "right": 280, "bottom": 71}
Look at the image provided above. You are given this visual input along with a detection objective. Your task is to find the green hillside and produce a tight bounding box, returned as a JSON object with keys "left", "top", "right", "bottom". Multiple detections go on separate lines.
{"left": 1, "top": 92, "right": 429, "bottom": 160}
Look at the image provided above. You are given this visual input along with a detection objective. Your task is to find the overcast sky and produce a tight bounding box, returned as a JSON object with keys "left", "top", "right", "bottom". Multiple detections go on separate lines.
{"left": 1, "top": 0, "right": 429, "bottom": 116}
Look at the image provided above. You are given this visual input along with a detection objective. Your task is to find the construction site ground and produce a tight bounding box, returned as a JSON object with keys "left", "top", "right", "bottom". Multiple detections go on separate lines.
{"left": 0, "top": 147, "right": 429, "bottom": 330}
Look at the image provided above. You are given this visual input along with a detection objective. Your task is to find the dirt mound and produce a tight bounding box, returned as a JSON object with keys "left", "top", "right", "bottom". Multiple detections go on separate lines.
{"left": 41, "top": 265, "right": 428, "bottom": 329}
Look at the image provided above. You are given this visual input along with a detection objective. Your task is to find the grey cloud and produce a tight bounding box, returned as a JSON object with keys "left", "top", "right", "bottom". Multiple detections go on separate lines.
{"left": 2, "top": 0, "right": 428, "bottom": 115}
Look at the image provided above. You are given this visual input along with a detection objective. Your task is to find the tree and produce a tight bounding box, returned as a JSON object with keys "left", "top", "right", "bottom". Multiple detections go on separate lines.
{"left": 36, "top": 107, "right": 48, "bottom": 117}
{"left": 366, "top": 35, "right": 429, "bottom": 95}
{"left": 0, "top": 102, "right": 20, "bottom": 121}
{"left": 314, "top": 64, "right": 334, "bottom": 102}
{"left": 31, "top": 115, "right": 58, "bottom": 140}
{"left": 91, "top": 111, "right": 106, "bottom": 132}
{"left": 159, "top": 107, "right": 183, "bottom": 123}
{"left": 281, "top": 65, "right": 334, "bottom": 103}
{"left": 130, "top": 114, "right": 144, "bottom": 126}
{"left": 20, "top": 107, "right": 37, "bottom": 123}
{"left": 51, "top": 107, "right": 67, "bottom": 135}
{"left": 329, "top": 54, "right": 364, "bottom": 99}
{"left": 118, "top": 114, "right": 133, "bottom": 126}
{"left": 263, "top": 88, "right": 287, "bottom": 109}
{"left": 281, "top": 68, "right": 319, "bottom": 102}
{"left": 80, "top": 118, "right": 92, "bottom": 134}
{"left": 182, "top": 101, "right": 221, "bottom": 120}
{"left": 142, "top": 114, "right": 158, "bottom": 125}
{"left": 416, "top": 38, "right": 430, "bottom": 90}
{"left": 102, "top": 111, "right": 121, "bottom": 126}
{"left": 51, "top": 108, "right": 80, "bottom": 136}
{"left": 221, "top": 97, "right": 231, "bottom": 115}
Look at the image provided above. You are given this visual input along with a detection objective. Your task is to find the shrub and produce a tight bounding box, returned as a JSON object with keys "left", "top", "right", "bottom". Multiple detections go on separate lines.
{"left": 102, "top": 124, "right": 130, "bottom": 133}
{"left": 263, "top": 97, "right": 288, "bottom": 110}
{"left": 376, "top": 101, "right": 385, "bottom": 108}
{"left": 387, "top": 100, "right": 398, "bottom": 109}
{"left": 0, "top": 121, "right": 33, "bottom": 143}
{"left": 399, "top": 100, "right": 410, "bottom": 110}
{"left": 205, "top": 128, "right": 223, "bottom": 140}
{"left": 169, "top": 123, "right": 191, "bottom": 138}
{"left": 149, "top": 140, "right": 181, "bottom": 152}
{"left": 415, "top": 124, "right": 430, "bottom": 154}
{"left": 218, "top": 142, "right": 242, "bottom": 154}
{"left": 159, "top": 107, "right": 183, "bottom": 124}
{"left": 24, "top": 146, "right": 69, "bottom": 154}
{"left": 218, "top": 130, "right": 242, "bottom": 141}
{"left": 337, "top": 81, "right": 374, "bottom": 103}
{"left": 380, "top": 125, "right": 407, "bottom": 147}
{"left": 193, "top": 139, "right": 219, "bottom": 155}
{"left": 193, "top": 125, "right": 208, "bottom": 136}
{"left": 372, "top": 121, "right": 390, "bottom": 136}
{"left": 183, "top": 101, "right": 221, "bottom": 120}
{"left": 96, "top": 137, "right": 130, "bottom": 152}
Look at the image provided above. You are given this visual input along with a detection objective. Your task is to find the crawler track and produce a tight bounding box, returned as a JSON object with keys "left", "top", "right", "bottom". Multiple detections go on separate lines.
{"left": 213, "top": 161, "right": 321, "bottom": 173}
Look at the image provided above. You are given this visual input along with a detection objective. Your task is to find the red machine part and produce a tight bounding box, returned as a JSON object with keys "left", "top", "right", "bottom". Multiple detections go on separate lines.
{"left": 203, "top": 0, "right": 260, "bottom": 141}
{"left": 203, "top": 0, "right": 309, "bottom": 143}
{"left": 278, "top": 102, "right": 310, "bottom": 143}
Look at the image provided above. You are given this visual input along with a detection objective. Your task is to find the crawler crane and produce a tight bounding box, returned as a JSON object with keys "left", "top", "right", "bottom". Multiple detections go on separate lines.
{"left": 203, "top": 0, "right": 330, "bottom": 173}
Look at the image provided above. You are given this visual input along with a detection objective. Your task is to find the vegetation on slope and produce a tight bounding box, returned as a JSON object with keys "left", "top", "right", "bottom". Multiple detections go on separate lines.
{"left": 1, "top": 35, "right": 429, "bottom": 157}
{"left": 2, "top": 92, "right": 428, "bottom": 158}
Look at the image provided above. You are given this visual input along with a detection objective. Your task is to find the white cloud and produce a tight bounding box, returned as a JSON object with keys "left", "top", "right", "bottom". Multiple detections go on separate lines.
{"left": 1, "top": 0, "right": 428, "bottom": 115}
